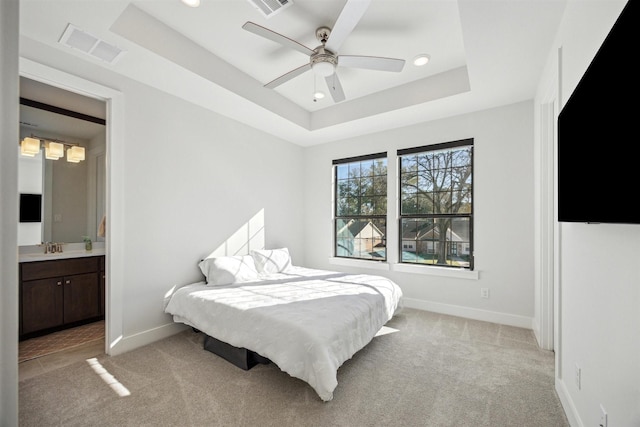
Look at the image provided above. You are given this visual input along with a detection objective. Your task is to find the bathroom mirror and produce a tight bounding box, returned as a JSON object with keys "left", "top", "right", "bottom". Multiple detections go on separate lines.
{"left": 18, "top": 79, "right": 106, "bottom": 246}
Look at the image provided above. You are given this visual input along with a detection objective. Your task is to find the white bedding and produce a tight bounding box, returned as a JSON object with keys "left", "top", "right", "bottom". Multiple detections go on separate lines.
{"left": 164, "top": 266, "right": 403, "bottom": 401}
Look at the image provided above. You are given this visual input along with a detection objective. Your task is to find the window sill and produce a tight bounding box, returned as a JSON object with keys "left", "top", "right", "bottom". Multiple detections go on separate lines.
{"left": 329, "top": 257, "right": 390, "bottom": 271}
{"left": 328, "top": 257, "right": 478, "bottom": 279}
{"left": 392, "top": 263, "right": 479, "bottom": 280}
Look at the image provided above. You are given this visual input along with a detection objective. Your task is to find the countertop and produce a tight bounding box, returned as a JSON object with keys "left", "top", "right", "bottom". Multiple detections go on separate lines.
{"left": 19, "top": 244, "right": 105, "bottom": 263}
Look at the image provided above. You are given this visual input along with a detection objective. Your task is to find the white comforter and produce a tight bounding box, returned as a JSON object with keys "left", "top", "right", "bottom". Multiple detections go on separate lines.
{"left": 164, "top": 266, "right": 403, "bottom": 401}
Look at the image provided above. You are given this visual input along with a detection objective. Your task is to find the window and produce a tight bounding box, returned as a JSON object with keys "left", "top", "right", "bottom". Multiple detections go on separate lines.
{"left": 333, "top": 153, "right": 387, "bottom": 261}
{"left": 398, "top": 139, "right": 473, "bottom": 269}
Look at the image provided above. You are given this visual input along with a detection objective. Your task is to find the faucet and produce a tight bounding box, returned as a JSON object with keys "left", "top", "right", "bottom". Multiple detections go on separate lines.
{"left": 42, "top": 242, "right": 63, "bottom": 254}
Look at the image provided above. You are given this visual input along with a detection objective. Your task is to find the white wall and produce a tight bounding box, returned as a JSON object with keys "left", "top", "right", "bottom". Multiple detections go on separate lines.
{"left": 118, "top": 80, "right": 306, "bottom": 337}
{"left": 534, "top": 1, "right": 640, "bottom": 426}
{"left": 0, "top": 0, "right": 20, "bottom": 424}
{"left": 303, "top": 101, "right": 536, "bottom": 327}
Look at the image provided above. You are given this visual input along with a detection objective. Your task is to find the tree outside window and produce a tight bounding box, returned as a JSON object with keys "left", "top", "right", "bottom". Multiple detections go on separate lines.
{"left": 334, "top": 153, "right": 387, "bottom": 261}
{"left": 398, "top": 139, "right": 473, "bottom": 269}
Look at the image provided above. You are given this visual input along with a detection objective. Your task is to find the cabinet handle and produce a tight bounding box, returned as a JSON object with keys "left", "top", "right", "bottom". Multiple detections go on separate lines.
{"left": 65, "top": 280, "right": 71, "bottom": 285}
{"left": 57, "top": 281, "right": 62, "bottom": 286}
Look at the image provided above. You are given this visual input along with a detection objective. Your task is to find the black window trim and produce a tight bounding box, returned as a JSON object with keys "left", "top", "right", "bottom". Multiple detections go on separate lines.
{"left": 333, "top": 151, "right": 388, "bottom": 262}
{"left": 397, "top": 138, "right": 474, "bottom": 270}
{"left": 332, "top": 151, "right": 387, "bottom": 165}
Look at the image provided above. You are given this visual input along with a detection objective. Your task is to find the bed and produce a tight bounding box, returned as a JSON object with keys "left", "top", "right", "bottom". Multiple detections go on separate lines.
{"left": 163, "top": 248, "right": 403, "bottom": 402}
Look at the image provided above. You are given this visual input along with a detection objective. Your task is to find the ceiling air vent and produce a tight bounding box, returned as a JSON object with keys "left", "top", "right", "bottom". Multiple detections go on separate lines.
{"left": 246, "top": 0, "right": 292, "bottom": 18}
{"left": 58, "top": 24, "right": 126, "bottom": 65}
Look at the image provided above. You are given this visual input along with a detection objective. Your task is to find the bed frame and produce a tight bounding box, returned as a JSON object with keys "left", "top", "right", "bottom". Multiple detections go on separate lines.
{"left": 203, "top": 334, "right": 271, "bottom": 370}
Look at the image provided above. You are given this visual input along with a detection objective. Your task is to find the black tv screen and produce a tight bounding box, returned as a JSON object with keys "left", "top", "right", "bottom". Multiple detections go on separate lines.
{"left": 557, "top": 0, "right": 638, "bottom": 225}
{"left": 19, "top": 193, "right": 42, "bottom": 223}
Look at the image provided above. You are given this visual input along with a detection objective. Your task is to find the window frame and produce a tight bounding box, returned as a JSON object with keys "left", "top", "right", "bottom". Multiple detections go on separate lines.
{"left": 397, "top": 138, "right": 474, "bottom": 270}
{"left": 332, "top": 151, "right": 388, "bottom": 262}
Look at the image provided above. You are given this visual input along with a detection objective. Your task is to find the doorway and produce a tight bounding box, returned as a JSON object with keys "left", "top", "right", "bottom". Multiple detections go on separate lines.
{"left": 18, "top": 77, "right": 106, "bottom": 365}
{"left": 19, "top": 57, "right": 125, "bottom": 360}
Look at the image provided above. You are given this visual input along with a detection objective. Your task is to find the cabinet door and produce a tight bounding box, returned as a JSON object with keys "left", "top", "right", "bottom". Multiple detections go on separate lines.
{"left": 63, "top": 272, "right": 101, "bottom": 324}
{"left": 22, "top": 278, "right": 64, "bottom": 334}
{"left": 100, "top": 270, "right": 105, "bottom": 316}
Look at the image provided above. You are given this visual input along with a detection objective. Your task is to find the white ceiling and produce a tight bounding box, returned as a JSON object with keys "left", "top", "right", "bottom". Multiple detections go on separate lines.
{"left": 18, "top": 0, "right": 567, "bottom": 146}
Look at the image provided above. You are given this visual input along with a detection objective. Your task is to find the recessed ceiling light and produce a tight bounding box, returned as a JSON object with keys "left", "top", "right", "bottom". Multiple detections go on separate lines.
{"left": 313, "top": 91, "right": 325, "bottom": 100}
{"left": 181, "top": 0, "right": 200, "bottom": 7}
{"left": 413, "top": 54, "right": 430, "bottom": 66}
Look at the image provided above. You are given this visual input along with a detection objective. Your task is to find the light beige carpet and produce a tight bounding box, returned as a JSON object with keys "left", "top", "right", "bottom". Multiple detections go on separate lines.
{"left": 19, "top": 308, "right": 569, "bottom": 426}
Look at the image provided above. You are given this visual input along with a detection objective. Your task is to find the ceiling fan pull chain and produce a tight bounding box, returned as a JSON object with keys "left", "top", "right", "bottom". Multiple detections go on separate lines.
{"left": 313, "top": 75, "right": 317, "bottom": 102}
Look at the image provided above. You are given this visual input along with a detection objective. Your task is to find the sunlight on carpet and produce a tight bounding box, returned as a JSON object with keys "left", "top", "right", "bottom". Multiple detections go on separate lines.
{"left": 87, "top": 357, "right": 131, "bottom": 397}
{"left": 375, "top": 325, "right": 399, "bottom": 337}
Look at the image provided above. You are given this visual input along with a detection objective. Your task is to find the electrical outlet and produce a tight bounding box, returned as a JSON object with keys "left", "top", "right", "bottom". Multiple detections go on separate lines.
{"left": 480, "top": 288, "right": 489, "bottom": 298}
{"left": 575, "top": 364, "right": 581, "bottom": 390}
{"left": 599, "top": 404, "right": 608, "bottom": 427}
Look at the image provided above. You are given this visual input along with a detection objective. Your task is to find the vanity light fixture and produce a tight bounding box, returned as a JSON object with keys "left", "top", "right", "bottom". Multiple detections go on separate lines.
{"left": 45, "top": 141, "right": 64, "bottom": 160}
{"left": 20, "top": 137, "right": 41, "bottom": 157}
{"left": 20, "top": 136, "right": 86, "bottom": 163}
{"left": 67, "top": 146, "right": 85, "bottom": 163}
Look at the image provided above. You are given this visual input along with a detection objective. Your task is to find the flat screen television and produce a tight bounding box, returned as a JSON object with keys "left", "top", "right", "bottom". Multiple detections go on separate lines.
{"left": 19, "top": 193, "right": 42, "bottom": 223}
{"left": 557, "top": 0, "right": 638, "bottom": 225}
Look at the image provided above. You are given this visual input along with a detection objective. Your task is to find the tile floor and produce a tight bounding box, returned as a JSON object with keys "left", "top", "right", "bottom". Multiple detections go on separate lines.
{"left": 19, "top": 321, "right": 105, "bottom": 382}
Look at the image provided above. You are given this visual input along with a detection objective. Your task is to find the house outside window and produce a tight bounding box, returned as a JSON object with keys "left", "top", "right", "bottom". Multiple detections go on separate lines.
{"left": 398, "top": 139, "right": 473, "bottom": 269}
{"left": 333, "top": 152, "right": 387, "bottom": 261}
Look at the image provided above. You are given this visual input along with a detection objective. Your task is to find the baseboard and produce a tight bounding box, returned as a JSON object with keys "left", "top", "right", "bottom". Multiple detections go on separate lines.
{"left": 532, "top": 320, "right": 541, "bottom": 345}
{"left": 109, "top": 322, "right": 189, "bottom": 356}
{"left": 555, "top": 377, "right": 582, "bottom": 427}
{"left": 401, "top": 298, "right": 533, "bottom": 329}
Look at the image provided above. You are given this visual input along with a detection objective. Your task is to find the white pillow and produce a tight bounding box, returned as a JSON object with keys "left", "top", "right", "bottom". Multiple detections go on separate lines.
{"left": 198, "top": 255, "right": 259, "bottom": 286}
{"left": 250, "top": 248, "right": 292, "bottom": 275}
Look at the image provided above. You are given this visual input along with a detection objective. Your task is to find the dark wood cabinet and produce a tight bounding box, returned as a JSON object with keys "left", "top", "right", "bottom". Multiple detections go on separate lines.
{"left": 21, "top": 277, "right": 64, "bottom": 334}
{"left": 99, "top": 256, "right": 105, "bottom": 316}
{"left": 20, "top": 255, "right": 105, "bottom": 339}
{"left": 100, "top": 256, "right": 107, "bottom": 316}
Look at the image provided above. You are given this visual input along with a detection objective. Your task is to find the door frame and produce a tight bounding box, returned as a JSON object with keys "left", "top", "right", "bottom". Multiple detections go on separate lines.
{"left": 19, "top": 58, "right": 125, "bottom": 355}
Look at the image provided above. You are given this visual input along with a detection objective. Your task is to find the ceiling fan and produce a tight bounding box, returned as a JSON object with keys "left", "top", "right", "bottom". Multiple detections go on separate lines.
{"left": 242, "top": 0, "right": 405, "bottom": 103}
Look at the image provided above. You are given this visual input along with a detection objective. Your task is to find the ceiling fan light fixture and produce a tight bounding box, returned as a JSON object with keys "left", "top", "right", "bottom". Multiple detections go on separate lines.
{"left": 312, "top": 61, "right": 335, "bottom": 77}
{"left": 413, "top": 54, "right": 430, "bottom": 66}
{"left": 311, "top": 51, "right": 338, "bottom": 77}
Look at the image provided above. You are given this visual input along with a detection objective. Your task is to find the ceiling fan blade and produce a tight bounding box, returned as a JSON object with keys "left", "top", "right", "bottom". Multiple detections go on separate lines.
{"left": 325, "top": 73, "right": 346, "bottom": 103}
{"left": 338, "top": 55, "right": 405, "bottom": 72}
{"left": 242, "top": 22, "right": 315, "bottom": 56}
{"left": 325, "top": 0, "right": 372, "bottom": 53}
{"left": 265, "top": 63, "right": 312, "bottom": 89}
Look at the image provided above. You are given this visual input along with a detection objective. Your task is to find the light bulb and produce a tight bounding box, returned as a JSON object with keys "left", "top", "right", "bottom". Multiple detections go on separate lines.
{"left": 413, "top": 54, "right": 430, "bottom": 66}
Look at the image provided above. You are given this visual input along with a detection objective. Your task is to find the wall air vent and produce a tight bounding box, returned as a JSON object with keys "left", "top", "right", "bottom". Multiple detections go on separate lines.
{"left": 58, "top": 24, "right": 126, "bottom": 65}
{"left": 246, "top": 0, "right": 292, "bottom": 18}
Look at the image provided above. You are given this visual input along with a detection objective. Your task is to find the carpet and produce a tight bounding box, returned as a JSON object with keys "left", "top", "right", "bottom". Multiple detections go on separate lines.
{"left": 19, "top": 309, "right": 569, "bottom": 426}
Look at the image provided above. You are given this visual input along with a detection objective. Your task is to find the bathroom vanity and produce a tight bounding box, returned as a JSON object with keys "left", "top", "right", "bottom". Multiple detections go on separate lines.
{"left": 19, "top": 249, "right": 105, "bottom": 340}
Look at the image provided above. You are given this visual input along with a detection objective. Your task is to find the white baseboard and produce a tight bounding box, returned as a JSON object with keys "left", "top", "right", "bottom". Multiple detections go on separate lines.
{"left": 109, "top": 322, "right": 189, "bottom": 356}
{"left": 401, "top": 297, "right": 533, "bottom": 329}
{"left": 555, "top": 377, "right": 582, "bottom": 427}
